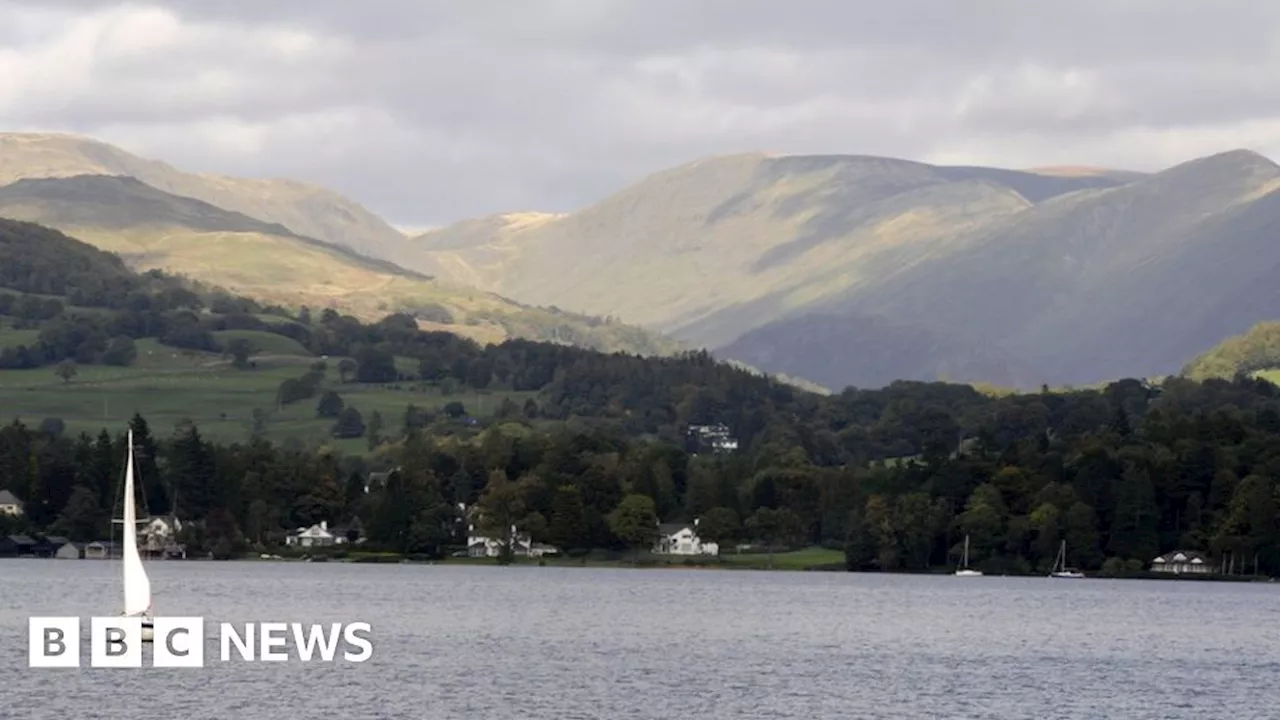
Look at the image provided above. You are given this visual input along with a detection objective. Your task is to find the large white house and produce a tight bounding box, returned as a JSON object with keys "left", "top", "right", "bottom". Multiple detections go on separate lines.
{"left": 1151, "top": 550, "right": 1214, "bottom": 574}
{"left": 653, "top": 521, "right": 719, "bottom": 557}
{"left": 286, "top": 520, "right": 338, "bottom": 548}
{"left": 0, "top": 490, "right": 23, "bottom": 516}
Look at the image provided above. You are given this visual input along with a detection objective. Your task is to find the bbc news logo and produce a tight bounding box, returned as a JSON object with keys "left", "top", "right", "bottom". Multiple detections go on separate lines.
{"left": 29, "top": 617, "right": 373, "bottom": 668}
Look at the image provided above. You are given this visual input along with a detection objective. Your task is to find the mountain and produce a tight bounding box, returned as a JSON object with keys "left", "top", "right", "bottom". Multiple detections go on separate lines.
{"left": 408, "top": 148, "right": 1280, "bottom": 391}
{"left": 406, "top": 152, "right": 1139, "bottom": 386}
{"left": 822, "top": 149, "right": 1280, "bottom": 387}
{"left": 410, "top": 153, "right": 1132, "bottom": 346}
{"left": 0, "top": 174, "right": 679, "bottom": 355}
{"left": 0, "top": 132, "right": 409, "bottom": 260}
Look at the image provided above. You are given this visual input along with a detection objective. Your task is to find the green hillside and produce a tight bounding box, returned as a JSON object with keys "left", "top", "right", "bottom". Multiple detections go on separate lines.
{"left": 0, "top": 333, "right": 531, "bottom": 450}
{"left": 0, "top": 174, "right": 680, "bottom": 358}
{"left": 1181, "top": 321, "right": 1280, "bottom": 381}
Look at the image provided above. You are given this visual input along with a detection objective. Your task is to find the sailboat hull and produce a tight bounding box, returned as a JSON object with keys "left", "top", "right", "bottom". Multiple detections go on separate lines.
{"left": 953, "top": 569, "right": 984, "bottom": 576}
{"left": 1049, "top": 571, "right": 1086, "bottom": 579}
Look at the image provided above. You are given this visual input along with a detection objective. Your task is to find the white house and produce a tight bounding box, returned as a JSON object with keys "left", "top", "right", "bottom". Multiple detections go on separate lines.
{"left": 0, "top": 489, "right": 23, "bottom": 516}
{"left": 287, "top": 520, "right": 337, "bottom": 548}
{"left": 1151, "top": 550, "right": 1214, "bottom": 574}
{"left": 653, "top": 521, "right": 719, "bottom": 557}
{"left": 141, "top": 516, "right": 180, "bottom": 548}
{"left": 466, "top": 524, "right": 558, "bottom": 558}
{"left": 687, "top": 424, "right": 739, "bottom": 454}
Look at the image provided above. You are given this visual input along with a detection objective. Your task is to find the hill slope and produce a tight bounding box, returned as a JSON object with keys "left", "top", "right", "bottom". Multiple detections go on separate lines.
{"left": 0, "top": 132, "right": 409, "bottom": 261}
{"left": 1181, "top": 321, "right": 1280, "bottom": 381}
{"left": 0, "top": 175, "right": 680, "bottom": 355}
{"left": 827, "top": 149, "right": 1280, "bottom": 387}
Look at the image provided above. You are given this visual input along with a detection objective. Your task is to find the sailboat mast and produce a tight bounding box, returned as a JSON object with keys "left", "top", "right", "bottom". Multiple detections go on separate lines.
{"left": 123, "top": 430, "right": 137, "bottom": 560}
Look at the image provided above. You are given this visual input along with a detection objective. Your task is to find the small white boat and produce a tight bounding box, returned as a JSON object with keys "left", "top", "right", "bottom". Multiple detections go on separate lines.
{"left": 954, "top": 535, "right": 983, "bottom": 576}
{"left": 116, "top": 430, "right": 155, "bottom": 641}
{"left": 1049, "top": 539, "right": 1085, "bottom": 579}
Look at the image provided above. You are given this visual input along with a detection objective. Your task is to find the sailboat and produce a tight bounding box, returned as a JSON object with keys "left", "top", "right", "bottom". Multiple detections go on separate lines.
{"left": 116, "top": 430, "right": 155, "bottom": 642}
{"left": 953, "top": 534, "right": 983, "bottom": 576}
{"left": 1049, "top": 539, "right": 1086, "bottom": 579}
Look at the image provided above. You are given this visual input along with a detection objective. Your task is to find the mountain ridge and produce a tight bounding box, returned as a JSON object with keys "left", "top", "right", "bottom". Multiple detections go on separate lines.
{"left": 404, "top": 146, "right": 1280, "bottom": 390}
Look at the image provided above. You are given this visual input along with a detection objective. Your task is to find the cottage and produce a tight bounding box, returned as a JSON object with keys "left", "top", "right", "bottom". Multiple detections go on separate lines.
{"left": 653, "top": 521, "right": 719, "bottom": 557}
{"left": 55, "top": 542, "right": 83, "bottom": 559}
{"left": 1151, "top": 550, "right": 1214, "bottom": 574}
{"left": 466, "top": 525, "right": 558, "bottom": 558}
{"left": 286, "top": 520, "right": 336, "bottom": 548}
{"left": 0, "top": 489, "right": 23, "bottom": 516}
{"left": 84, "top": 541, "right": 119, "bottom": 559}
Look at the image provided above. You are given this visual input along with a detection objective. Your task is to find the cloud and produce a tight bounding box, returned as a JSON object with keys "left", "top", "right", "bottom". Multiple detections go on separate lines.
{"left": 1, "top": 0, "right": 1280, "bottom": 226}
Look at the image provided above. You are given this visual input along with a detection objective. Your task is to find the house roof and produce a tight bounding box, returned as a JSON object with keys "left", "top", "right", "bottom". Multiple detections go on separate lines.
{"left": 6, "top": 534, "right": 35, "bottom": 545}
{"left": 658, "top": 523, "right": 692, "bottom": 536}
{"left": 44, "top": 536, "right": 70, "bottom": 546}
{"left": 1152, "top": 550, "right": 1210, "bottom": 563}
{"left": 0, "top": 489, "right": 22, "bottom": 506}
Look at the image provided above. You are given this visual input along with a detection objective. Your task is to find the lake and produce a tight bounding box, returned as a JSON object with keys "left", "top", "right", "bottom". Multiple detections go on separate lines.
{"left": 2, "top": 559, "right": 1278, "bottom": 719}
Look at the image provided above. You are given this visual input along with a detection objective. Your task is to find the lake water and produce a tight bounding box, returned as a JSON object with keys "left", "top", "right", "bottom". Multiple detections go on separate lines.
{"left": 2, "top": 560, "right": 1278, "bottom": 719}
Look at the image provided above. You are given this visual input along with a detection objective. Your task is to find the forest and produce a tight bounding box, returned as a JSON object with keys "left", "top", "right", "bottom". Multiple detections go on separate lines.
{"left": 0, "top": 218, "right": 1278, "bottom": 576}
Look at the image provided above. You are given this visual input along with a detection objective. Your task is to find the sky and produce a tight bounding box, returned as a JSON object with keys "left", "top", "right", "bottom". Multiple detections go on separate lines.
{"left": 1, "top": 0, "right": 1279, "bottom": 229}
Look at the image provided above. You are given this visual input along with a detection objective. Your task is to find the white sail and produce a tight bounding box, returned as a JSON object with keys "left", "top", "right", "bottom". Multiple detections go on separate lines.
{"left": 121, "top": 430, "right": 152, "bottom": 616}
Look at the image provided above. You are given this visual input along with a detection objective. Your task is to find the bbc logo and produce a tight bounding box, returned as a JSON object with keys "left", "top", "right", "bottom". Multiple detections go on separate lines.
{"left": 30, "top": 616, "right": 374, "bottom": 667}
{"left": 30, "top": 616, "right": 205, "bottom": 668}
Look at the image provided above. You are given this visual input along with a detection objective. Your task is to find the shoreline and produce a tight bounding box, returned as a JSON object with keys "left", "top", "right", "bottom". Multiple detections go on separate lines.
{"left": 9, "top": 552, "right": 1272, "bottom": 583}
{"left": 228, "top": 553, "right": 1279, "bottom": 582}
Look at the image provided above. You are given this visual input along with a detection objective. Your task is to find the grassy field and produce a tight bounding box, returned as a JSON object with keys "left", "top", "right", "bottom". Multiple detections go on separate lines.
{"left": 211, "top": 329, "right": 310, "bottom": 356}
{"left": 717, "top": 547, "right": 845, "bottom": 570}
{"left": 0, "top": 336, "right": 535, "bottom": 449}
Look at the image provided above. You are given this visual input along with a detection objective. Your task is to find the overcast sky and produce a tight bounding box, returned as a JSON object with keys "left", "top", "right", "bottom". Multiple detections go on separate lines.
{"left": 2, "top": 0, "right": 1278, "bottom": 228}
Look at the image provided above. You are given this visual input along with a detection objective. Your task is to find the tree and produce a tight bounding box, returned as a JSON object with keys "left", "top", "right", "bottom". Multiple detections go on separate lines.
{"left": 38, "top": 417, "right": 65, "bottom": 439}
{"left": 366, "top": 410, "right": 384, "bottom": 451}
{"left": 54, "top": 484, "right": 101, "bottom": 541}
{"left": 225, "top": 338, "right": 255, "bottom": 369}
{"left": 475, "top": 470, "right": 528, "bottom": 564}
{"left": 744, "top": 507, "right": 804, "bottom": 569}
{"left": 54, "top": 359, "right": 77, "bottom": 383}
{"left": 331, "top": 407, "right": 366, "bottom": 439}
{"left": 608, "top": 493, "right": 659, "bottom": 564}
{"left": 101, "top": 336, "right": 137, "bottom": 366}
{"left": 249, "top": 408, "right": 268, "bottom": 440}
{"left": 337, "top": 357, "right": 357, "bottom": 383}
{"left": 343, "top": 471, "right": 365, "bottom": 519}
{"left": 695, "top": 506, "right": 740, "bottom": 550}
{"left": 1109, "top": 465, "right": 1159, "bottom": 562}
{"left": 354, "top": 347, "right": 397, "bottom": 383}
{"left": 546, "top": 484, "right": 589, "bottom": 551}
{"left": 316, "top": 391, "right": 344, "bottom": 418}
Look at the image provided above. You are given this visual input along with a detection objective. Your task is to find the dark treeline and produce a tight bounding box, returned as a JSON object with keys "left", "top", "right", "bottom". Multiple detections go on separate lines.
{"left": 3, "top": 373, "right": 1280, "bottom": 575}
